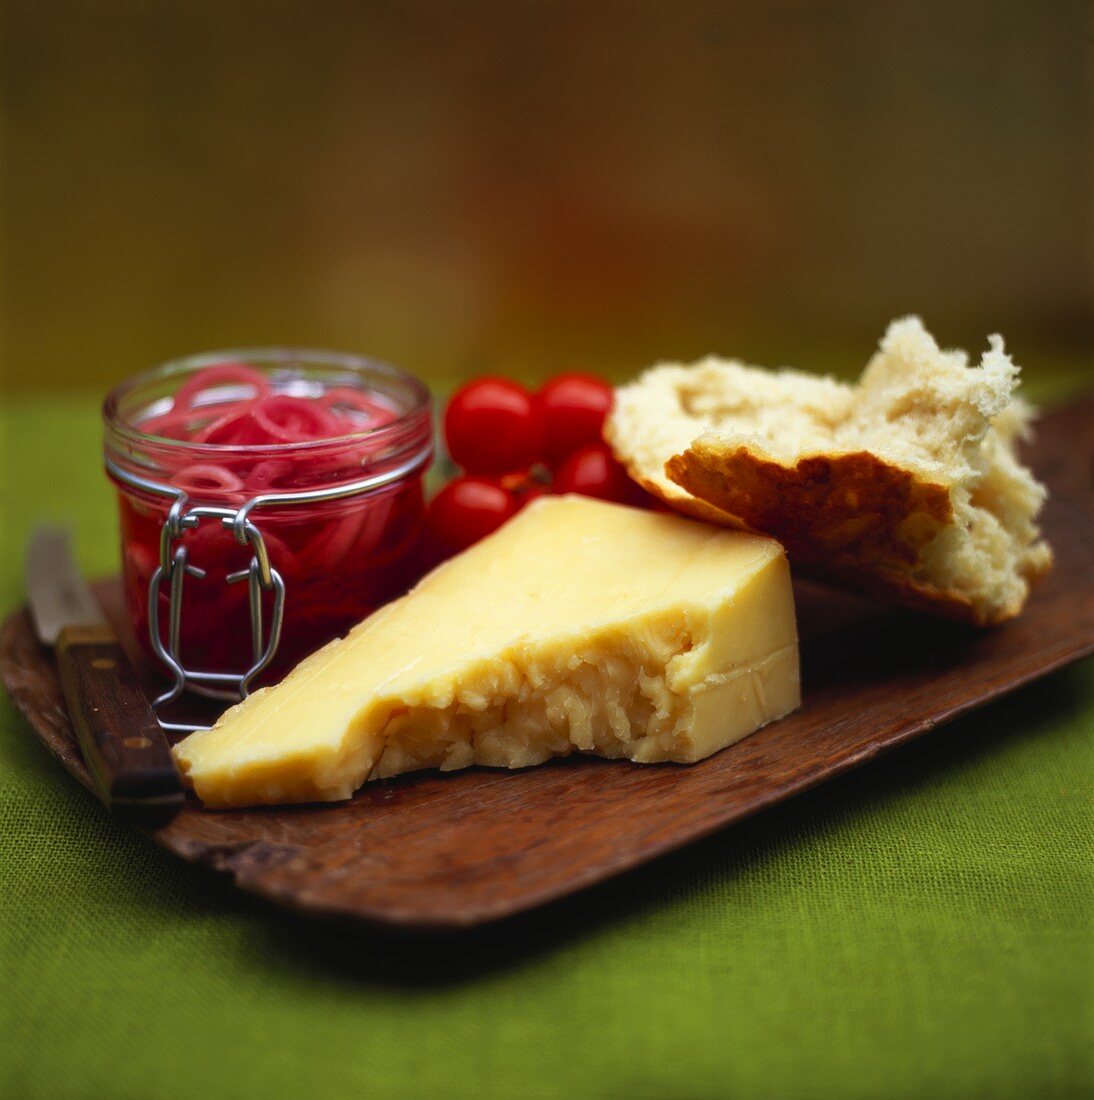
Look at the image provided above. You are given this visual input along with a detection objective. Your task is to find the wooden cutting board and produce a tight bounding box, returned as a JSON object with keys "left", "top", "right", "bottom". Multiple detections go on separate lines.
{"left": 3, "top": 398, "right": 1092, "bottom": 931}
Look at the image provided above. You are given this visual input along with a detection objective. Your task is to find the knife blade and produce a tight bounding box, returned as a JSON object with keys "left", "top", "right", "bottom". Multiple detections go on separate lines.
{"left": 27, "top": 527, "right": 184, "bottom": 827}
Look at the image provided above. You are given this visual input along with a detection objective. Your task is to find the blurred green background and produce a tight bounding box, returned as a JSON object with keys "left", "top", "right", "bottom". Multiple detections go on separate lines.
{"left": 3, "top": 0, "right": 1092, "bottom": 397}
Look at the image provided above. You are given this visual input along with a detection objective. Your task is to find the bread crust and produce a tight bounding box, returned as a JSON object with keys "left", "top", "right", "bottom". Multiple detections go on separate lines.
{"left": 603, "top": 424, "right": 742, "bottom": 528}
{"left": 666, "top": 444, "right": 951, "bottom": 566}
{"left": 663, "top": 444, "right": 1005, "bottom": 624}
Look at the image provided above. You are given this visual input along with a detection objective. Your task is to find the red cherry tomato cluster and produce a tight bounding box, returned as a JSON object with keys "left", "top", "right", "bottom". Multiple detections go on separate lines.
{"left": 428, "top": 372, "right": 653, "bottom": 556}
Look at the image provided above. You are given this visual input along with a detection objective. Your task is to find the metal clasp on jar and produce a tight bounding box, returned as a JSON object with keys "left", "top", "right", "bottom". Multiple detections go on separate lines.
{"left": 148, "top": 497, "right": 287, "bottom": 730}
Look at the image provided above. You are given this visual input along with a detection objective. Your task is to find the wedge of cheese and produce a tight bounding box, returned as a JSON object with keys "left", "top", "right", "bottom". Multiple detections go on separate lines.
{"left": 173, "top": 495, "right": 801, "bottom": 807}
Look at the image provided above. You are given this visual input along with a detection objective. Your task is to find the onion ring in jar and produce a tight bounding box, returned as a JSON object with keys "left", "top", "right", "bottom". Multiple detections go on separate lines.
{"left": 350, "top": 493, "right": 396, "bottom": 557}
{"left": 295, "top": 508, "right": 367, "bottom": 571}
{"left": 192, "top": 408, "right": 269, "bottom": 446}
{"left": 174, "top": 363, "right": 271, "bottom": 410}
{"left": 322, "top": 387, "right": 400, "bottom": 430}
{"left": 245, "top": 458, "right": 295, "bottom": 490}
{"left": 251, "top": 395, "right": 343, "bottom": 442}
{"left": 138, "top": 410, "right": 202, "bottom": 439}
{"left": 171, "top": 464, "right": 246, "bottom": 496}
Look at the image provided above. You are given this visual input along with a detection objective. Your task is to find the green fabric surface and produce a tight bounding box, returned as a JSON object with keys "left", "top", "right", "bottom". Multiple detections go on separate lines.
{"left": 1, "top": 395, "right": 1091, "bottom": 1100}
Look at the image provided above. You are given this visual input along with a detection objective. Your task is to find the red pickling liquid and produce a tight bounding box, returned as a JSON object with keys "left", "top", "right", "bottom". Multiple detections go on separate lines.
{"left": 110, "top": 362, "right": 431, "bottom": 685}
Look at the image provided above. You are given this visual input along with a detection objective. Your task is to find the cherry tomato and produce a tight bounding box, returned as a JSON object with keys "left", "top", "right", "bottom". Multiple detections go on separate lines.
{"left": 551, "top": 443, "right": 650, "bottom": 507}
{"left": 426, "top": 475, "right": 521, "bottom": 555}
{"left": 444, "top": 377, "right": 545, "bottom": 474}
{"left": 537, "top": 373, "right": 614, "bottom": 465}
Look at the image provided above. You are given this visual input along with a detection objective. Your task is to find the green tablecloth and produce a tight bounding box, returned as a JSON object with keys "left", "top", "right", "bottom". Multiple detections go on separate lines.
{"left": 1, "top": 395, "right": 1091, "bottom": 1100}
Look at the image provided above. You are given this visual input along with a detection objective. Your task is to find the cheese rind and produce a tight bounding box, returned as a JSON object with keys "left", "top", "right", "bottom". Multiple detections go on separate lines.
{"left": 173, "top": 495, "right": 801, "bottom": 807}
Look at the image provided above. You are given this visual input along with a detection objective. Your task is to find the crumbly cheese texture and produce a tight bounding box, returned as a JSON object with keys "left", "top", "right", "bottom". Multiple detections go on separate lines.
{"left": 605, "top": 317, "right": 1052, "bottom": 624}
{"left": 173, "top": 496, "right": 800, "bottom": 808}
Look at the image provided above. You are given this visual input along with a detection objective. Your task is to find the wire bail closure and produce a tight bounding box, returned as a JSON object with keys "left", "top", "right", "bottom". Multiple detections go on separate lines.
{"left": 105, "top": 444, "right": 431, "bottom": 733}
{"left": 146, "top": 499, "right": 287, "bottom": 731}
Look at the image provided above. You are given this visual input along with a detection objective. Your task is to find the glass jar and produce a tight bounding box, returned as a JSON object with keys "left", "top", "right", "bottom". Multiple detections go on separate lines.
{"left": 103, "top": 350, "right": 433, "bottom": 698}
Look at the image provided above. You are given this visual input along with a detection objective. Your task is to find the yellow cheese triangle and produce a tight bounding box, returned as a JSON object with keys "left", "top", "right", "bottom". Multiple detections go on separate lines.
{"left": 173, "top": 495, "right": 800, "bottom": 807}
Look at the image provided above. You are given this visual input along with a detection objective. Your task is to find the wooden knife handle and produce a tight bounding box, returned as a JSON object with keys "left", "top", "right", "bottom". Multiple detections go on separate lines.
{"left": 56, "top": 623, "right": 184, "bottom": 828}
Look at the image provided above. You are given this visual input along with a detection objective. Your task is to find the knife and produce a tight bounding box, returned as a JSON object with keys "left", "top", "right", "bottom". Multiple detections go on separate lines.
{"left": 26, "top": 527, "right": 185, "bottom": 827}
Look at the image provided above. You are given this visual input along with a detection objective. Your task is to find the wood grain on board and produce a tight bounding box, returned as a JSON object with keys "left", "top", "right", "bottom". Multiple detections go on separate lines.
{"left": 2, "top": 398, "right": 1092, "bottom": 931}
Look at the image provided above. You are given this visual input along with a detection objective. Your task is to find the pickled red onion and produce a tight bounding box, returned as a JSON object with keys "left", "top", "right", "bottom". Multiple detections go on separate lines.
{"left": 192, "top": 408, "right": 266, "bottom": 446}
{"left": 322, "top": 387, "right": 399, "bottom": 428}
{"left": 250, "top": 395, "right": 343, "bottom": 443}
{"left": 174, "top": 363, "right": 270, "bottom": 409}
{"left": 117, "top": 359, "right": 428, "bottom": 686}
{"left": 137, "top": 410, "right": 201, "bottom": 440}
{"left": 171, "top": 464, "right": 246, "bottom": 495}
{"left": 247, "top": 459, "right": 295, "bottom": 490}
{"left": 295, "top": 510, "right": 367, "bottom": 570}
{"left": 135, "top": 364, "right": 412, "bottom": 603}
{"left": 140, "top": 364, "right": 394, "bottom": 454}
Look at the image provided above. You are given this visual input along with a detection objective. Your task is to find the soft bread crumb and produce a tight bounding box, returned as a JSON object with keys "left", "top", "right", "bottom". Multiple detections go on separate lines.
{"left": 605, "top": 317, "right": 1052, "bottom": 625}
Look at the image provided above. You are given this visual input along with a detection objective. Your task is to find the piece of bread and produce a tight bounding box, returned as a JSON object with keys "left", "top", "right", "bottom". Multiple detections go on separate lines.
{"left": 605, "top": 317, "right": 1052, "bottom": 625}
